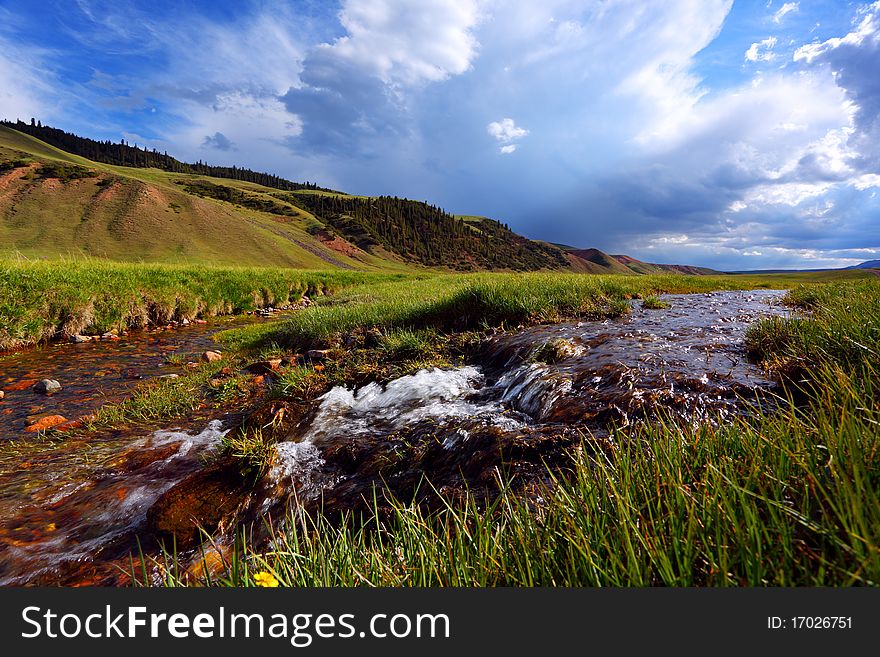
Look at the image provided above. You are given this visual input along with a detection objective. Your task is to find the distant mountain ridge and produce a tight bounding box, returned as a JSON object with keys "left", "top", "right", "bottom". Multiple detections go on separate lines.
{"left": 846, "top": 259, "right": 880, "bottom": 269}
{"left": 559, "top": 246, "right": 719, "bottom": 276}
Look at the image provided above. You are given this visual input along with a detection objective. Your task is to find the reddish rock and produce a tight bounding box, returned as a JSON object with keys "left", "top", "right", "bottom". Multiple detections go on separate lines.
{"left": 245, "top": 358, "right": 282, "bottom": 375}
{"left": 145, "top": 458, "right": 249, "bottom": 548}
{"left": 54, "top": 419, "right": 85, "bottom": 432}
{"left": 25, "top": 415, "right": 69, "bottom": 433}
{"left": 252, "top": 375, "right": 266, "bottom": 386}
{"left": 7, "top": 379, "right": 38, "bottom": 391}
{"left": 113, "top": 442, "right": 182, "bottom": 469}
{"left": 202, "top": 350, "right": 223, "bottom": 363}
{"left": 0, "top": 390, "right": 4, "bottom": 401}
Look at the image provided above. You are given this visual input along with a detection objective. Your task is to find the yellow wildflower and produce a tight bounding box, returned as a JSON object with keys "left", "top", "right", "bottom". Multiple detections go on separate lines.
{"left": 253, "top": 571, "right": 280, "bottom": 587}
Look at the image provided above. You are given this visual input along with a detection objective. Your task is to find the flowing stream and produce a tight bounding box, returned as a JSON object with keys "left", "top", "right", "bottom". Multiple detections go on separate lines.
{"left": 0, "top": 289, "right": 789, "bottom": 584}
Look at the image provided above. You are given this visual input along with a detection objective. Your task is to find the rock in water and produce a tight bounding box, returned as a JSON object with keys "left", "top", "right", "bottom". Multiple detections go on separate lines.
{"left": 202, "top": 350, "right": 223, "bottom": 363}
{"left": 70, "top": 334, "right": 92, "bottom": 343}
{"left": 33, "top": 379, "right": 62, "bottom": 395}
{"left": 0, "top": 390, "right": 4, "bottom": 401}
{"left": 25, "top": 415, "right": 68, "bottom": 432}
{"left": 146, "top": 457, "right": 249, "bottom": 549}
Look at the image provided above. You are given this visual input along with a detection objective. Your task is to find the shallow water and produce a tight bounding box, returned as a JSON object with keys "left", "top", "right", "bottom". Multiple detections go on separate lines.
{"left": 0, "top": 421, "right": 229, "bottom": 585}
{"left": 0, "top": 315, "right": 271, "bottom": 437}
{"left": 0, "top": 289, "right": 790, "bottom": 584}
{"left": 0, "top": 312, "right": 280, "bottom": 584}
{"left": 270, "top": 289, "right": 790, "bottom": 507}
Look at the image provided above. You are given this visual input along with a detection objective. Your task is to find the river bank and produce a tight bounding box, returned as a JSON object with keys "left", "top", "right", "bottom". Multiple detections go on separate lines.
{"left": 0, "top": 274, "right": 877, "bottom": 586}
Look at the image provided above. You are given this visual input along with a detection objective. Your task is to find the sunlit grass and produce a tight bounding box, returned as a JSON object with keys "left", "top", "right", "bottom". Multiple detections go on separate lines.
{"left": 0, "top": 257, "right": 402, "bottom": 350}
{"left": 219, "top": 272, "right": 764, "bottom": 351}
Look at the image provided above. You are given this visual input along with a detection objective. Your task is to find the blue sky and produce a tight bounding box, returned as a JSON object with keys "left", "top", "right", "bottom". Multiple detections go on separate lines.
{"left": 1, "top": 0, "right": 879, "bottom": 270}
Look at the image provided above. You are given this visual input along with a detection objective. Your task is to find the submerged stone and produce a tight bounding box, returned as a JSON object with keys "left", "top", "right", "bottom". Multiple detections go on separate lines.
{"left": 33, "top": 379, "right": 62, "bottom": 395}
{"left": 25, "top": 414, "right": 68, "bottom": 432}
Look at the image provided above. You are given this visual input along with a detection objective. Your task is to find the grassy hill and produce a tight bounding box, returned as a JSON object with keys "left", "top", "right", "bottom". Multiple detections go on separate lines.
{"left": 0, "top": 126, "right": 405, "bottom": 270}
{"left": 0, "top": 125, "right": 567, "bottom": 272}
{"left": 563, "top": 247, "right": 638, "bottom": 275}
{"left": 610, "top": 253, "right": 719, "bottom": 276}
{"left": 0, "top": 123, "right": 728, "bottom": 275}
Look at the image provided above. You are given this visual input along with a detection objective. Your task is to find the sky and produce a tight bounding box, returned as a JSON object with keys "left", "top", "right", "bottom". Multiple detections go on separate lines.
{"left": 1, "top": 0, "right": 879, "bottom": 270}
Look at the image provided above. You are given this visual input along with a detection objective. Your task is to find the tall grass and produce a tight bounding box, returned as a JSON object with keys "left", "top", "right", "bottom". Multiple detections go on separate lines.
{"left": 0, "top": 257, "right": 400, "bottom": 350}
{"left": 746, "top": 279, "right": 880, "bottom": 375}
{"left": 155, "top": 362, "right": 879, "bottom": 587}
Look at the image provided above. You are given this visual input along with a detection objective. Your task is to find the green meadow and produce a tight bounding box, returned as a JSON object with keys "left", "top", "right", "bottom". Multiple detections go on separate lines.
{"left": 0, "top": 257, "right": 402, "bottom": 351}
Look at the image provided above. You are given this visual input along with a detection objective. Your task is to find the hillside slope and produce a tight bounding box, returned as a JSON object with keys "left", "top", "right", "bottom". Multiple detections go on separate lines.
{"left": 557, "top": 245, "right": 718, "bottom": 276}
{"left": 0, "top": 126, "right": 569, "bottom": 272}
{"left": 0, "top": 124, "right": 719, "bottom": 275}
{"left": 846, "top": 260, "right": 880, "bottom": 270}
{"left": 611, "top": 254, "right": 719, "bottom": 276}
{"left": 0, "top": 126, "right": 398, "bottom": 269}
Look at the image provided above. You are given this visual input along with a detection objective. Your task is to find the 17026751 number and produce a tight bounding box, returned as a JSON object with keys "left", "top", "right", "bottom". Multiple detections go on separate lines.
{"left": 767, "top": 616, "right": 853, "bottom": 630}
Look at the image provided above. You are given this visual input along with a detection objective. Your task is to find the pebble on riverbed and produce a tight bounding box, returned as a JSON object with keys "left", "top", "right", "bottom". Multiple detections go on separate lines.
{"left": 25, "top": 415, "right": 68, "bottom": 432}
{"left": 70, "top": 334, "right": 93, "bottom": 343}
{"left": 33, "top": 379, "right": 62, "bottom": 395}
{"left": 0, "top": 391, "right": 4, "bottom": 401}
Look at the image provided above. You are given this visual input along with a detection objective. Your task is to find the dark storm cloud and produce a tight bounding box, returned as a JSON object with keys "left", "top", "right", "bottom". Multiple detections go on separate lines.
{"left": 279, "top": 49, "right": 407, "bottom": 156}
{"left": 202, "top": 131, "right": 236, "bottom": 151}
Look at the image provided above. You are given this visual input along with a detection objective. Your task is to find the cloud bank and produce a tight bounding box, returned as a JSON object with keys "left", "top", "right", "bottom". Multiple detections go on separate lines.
{"left": 0, "top": 0, "right": 878, "bottom": 270}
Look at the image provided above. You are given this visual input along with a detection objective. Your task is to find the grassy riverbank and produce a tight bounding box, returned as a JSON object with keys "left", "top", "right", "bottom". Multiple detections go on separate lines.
{"left": 152, "top": 277, "right": 879, "bottom": 587}
{"left": 0, "top": 258, "right": 401, "bottom": 351}
{"left": 219, "top": 270, "right": 862, "bottom": 352}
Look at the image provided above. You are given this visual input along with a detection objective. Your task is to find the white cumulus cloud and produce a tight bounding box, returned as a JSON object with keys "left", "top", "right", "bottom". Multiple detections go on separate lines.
{"left": 772, "top": 2, "right": 799, "bottom": 24}
{"left": 325, "top": 0, "right": 482, "bottom": 86}
{"left": 487, "top": 117, "right": 528, "bottom": 143}
{"left": 745, "top": 36, "right": 778, "bottom": 62}
{"left": 488, "top": 117, "right": 528, "bottom": 154}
